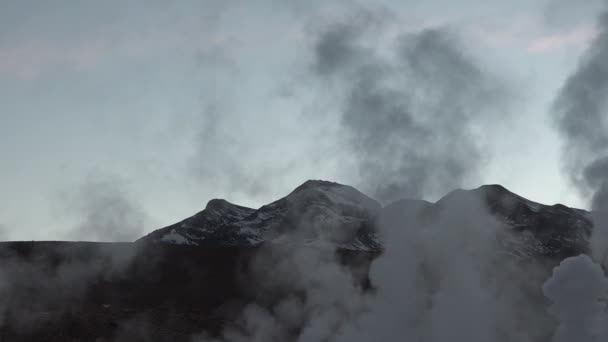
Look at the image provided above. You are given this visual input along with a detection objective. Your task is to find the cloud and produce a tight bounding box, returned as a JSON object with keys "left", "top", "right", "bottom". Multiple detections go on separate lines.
{"left": 0, "top": 39, "right": 106, "bottom": 78}
{"left": 544, "top": 0, "right": 605, "bottom": 27}
{"left": 0, "top": 1, "right": 233, "bottom": 79}
{"left": 464, "top": 15, "right": 536, "bottom": 48}
{"left": 0, "top": 30, "right": 232, "bottom": 79}
{"left": 528, "top": 25, "right": 597, "bottom": 53}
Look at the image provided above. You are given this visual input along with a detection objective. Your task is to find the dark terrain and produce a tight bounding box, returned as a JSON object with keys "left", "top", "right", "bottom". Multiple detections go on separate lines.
{"left": 0, "top": 181, "right": 596, "bottom": 341}
{"left": 0, "top": 241, "right": 375, "bottom": 341}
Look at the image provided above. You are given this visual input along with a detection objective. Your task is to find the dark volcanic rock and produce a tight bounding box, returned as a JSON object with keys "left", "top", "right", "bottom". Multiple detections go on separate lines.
{"left": 428, "top": 184, "right": 592, "bottom": 259}
{"left": 0, "top": 181, "right": 599, "bottom": 341}
{"left": 142, "top": 181, "right": 593, "bottom": 259}
{"left": 140, "top": 180, "right": 382, "bottom": 250}
{"left": 0, "top": 241, "right": 375, "bottom": 342}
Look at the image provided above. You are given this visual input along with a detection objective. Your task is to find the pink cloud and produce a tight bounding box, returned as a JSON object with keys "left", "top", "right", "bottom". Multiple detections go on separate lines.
{"left": 464, "top": 15, "right": 537, "bottom": 47}
{"left": 0, "top": 38, "right": 122, "bottom": 79}
{"left": 0, "top": 22, "right": 232, "bottom": 80}
{"left": 527, "top": 26, "right": 597, "bottom": 53}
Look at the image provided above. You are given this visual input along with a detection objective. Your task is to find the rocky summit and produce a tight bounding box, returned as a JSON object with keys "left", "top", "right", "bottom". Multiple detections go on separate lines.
{"left": 141, "top": 180, "right": 593, "bottom": 259}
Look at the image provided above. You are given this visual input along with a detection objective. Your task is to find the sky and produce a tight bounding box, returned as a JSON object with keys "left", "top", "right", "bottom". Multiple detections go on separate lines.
{"left": 0, "top": 0, "right": 604, "bottom": 241}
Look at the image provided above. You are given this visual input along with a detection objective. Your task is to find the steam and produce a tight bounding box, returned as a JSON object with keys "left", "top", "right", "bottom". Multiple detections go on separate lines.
{"left": 0, "top": 179, "right": 150, "bottom": 337}
{"left": 192, "top": 102, "right": 302, "bottom": 201}
{"left": 0, "top": 242, "right": 142, "bottom": 338}
{"left": 313, "top": 14, "right": 508, "bottom": 202}
{"left": 551, "top": 6, "right": 608, "bottom": 261}
{"left": 189, "top": 8, "right": 555, "bottom": 342}
{"left": 0, "top": 169, "right": 150, "bottom": 335}
{"left": 191, "top": 185, "right": 556, "bottom": 342}
{"left": 335, "top": 189, "right": 555, "bottom": 342}
{"left": 544, "top": 6, "right": 608, "bottom": 342}
{"left": 183, "top": 13, "right": 543, "bottom": 336}
{"left": 5, "top": 1, "right": 606, "bottom": 340}
{"left": 543, "top": 255, "right": 608, "bottom": 341}
{"left": 66, "top": 175, "right": 148, "bottom": 242}
{"left": 207, "top": 246, "right": 368, "bottom": 342}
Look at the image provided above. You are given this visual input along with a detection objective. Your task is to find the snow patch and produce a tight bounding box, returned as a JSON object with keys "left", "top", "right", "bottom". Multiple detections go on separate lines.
{"left": 161, "top": 230, "right": 189, "bottom": 244}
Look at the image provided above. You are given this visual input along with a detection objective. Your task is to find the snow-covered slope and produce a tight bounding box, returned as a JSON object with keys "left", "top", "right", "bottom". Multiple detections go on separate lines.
{"left": 425, "top": 184, "right": 592, "bottom": 258}
{"left": 139, "top": 181, "right": 594, "bottom": 257}
{"left": 139, "top": 180, "right": 383, "bottom": 250}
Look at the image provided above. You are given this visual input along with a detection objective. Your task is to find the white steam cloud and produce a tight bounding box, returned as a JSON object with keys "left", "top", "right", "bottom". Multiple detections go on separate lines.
{"left": 191, "top": 5, "right": 575, "bottom": 342}
{"left": 543, "top": 255, "right": 608, "bottom": 342}
{"left": 551, "top": 4, "right": 608, "bottom": 262}
{"left": 312, "top": 10, "right": 509, "bottom": 203}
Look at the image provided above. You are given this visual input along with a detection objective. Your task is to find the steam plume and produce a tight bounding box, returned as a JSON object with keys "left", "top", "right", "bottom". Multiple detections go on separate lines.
{"left": 313, "top": 14, "right": 508, "bottom": 202}
{"left": 67, "top": 176, "right": 147, "bottom": 242}
{"left": 543, "top": 255, "right": 608, "bottom": 341}
{"left": 551, "top": 6, "right": 608, "bottom": 261}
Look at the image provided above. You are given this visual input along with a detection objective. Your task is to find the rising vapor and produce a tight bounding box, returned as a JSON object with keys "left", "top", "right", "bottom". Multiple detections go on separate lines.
{"left": 543, "top": 255, "right": 608, "bottom": 342}
{"left": 66, "top": 176, "right": 148, "bottom": 242}
{"left": 551, "top": 5, "right": 608, "bottom": 261}
{"left": 313, "top": 12, "right": 509, "bottom": 202}
{"left": 190, "top": 8, "right": 557, "bottom": 342}
{"left": 545, "top": 5, "right": 608, "bottom": 342}
{"left": 3, "top": 1, "right": 606, "bottom": 341}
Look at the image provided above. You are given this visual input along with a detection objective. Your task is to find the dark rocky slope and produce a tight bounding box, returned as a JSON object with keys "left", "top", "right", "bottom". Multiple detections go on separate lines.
{"left": 140, "top": 180, "right": 382, "bottom": 251}
{"left": 142, "top": 181, "right": 593, "bottom": 260}
{"left": 0, "top": 242, "right": 374, "bottom": 342}
{"left": 0, "top": 181, "right": 597, "bottom": 341}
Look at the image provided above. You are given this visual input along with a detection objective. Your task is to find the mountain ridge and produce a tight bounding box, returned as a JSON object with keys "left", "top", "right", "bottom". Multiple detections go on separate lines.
{"left": 0, "top": 180, "right": 597, "bottom": 341}
{"left": 139, "top": 180, "right": 593, "bottom": 258}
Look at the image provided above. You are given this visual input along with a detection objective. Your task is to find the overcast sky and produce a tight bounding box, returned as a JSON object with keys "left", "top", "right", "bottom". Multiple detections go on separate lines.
{"left": 0, "top": 0, "right": 604, "bottom": 241}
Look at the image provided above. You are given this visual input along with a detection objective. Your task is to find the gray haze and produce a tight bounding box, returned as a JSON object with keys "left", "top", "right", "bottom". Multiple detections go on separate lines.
{"left": 543, "top": 255, "right": 608, "bottom": 341}
{"left": 551, "top": 3, "right": 608, "bottom": 261}
{"left": 193, "top": 187, "right": 558, "bottom": 342}
{"left": 0, "top": 0, "right": 596, "bottom": 240}
{"left": 545, "top": 6, "right": 608, "bottom": 342}
{"left": 190, "top": 5, "right": 573, "bottom": 341}
{"left": 552, "top": 10, "right": 608, "bottom": 204}
{"left": 2, "top": 1, "right": 608, "bottom": 341}
{"left": 313, "top": 13, "right": 508, "bottom": 202}
{"left": 65, "top": 175, "right": 148, "bottom": 241}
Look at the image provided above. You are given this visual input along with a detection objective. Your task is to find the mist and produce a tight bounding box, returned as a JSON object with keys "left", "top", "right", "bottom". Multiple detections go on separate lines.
{"left": 551, "top": 3, "right": 608, "bottom": 262}
{"left": 190, "top": 6, "right": 555, "bottom": 342}
{"left": 64, "top": 175, "right": 148, "bottom": 242}
{"left": 543, "top": 255, "right": 608, "bottom": 341}
{"left": 540, "top": 4, "right": 608, "bottom": 342}
{"left": 311, "top": 10, "right": 509, "bottom": 203}
{"left": 2, "top": 1, "right": 607, "bottom": 341}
